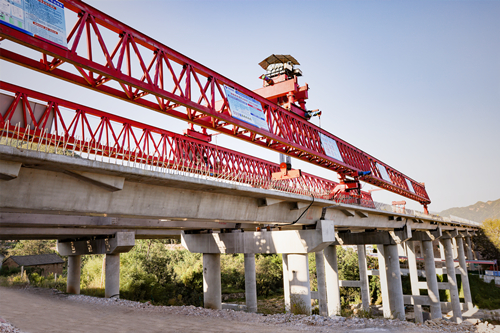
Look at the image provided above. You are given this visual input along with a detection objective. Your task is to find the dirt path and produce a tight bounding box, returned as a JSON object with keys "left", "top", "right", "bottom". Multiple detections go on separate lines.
{"left": 1, "top": 286, "right": 485, "bottom": 333}
{"left": 0, "top": 287, "right": 298, "bottom": 333}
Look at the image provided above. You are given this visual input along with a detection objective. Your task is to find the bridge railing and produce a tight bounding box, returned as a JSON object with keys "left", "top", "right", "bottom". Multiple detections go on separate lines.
{"left": 372, "top": 201, "right": 481, "bottom": 227}
{"left": 0, "top": 83, "right": 375, "bottom": 208}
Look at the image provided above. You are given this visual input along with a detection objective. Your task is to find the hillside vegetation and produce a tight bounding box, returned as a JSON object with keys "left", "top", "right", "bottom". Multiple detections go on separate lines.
{"left": 439, "top": 198, "right": 500, "bottom": 221}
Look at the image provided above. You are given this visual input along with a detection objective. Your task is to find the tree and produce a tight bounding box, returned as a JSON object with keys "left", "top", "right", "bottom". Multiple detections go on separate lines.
{"left": 482, "top": 219, "right": 500, "bottom": 250}
{"left": 473, "top": 218, "right": 500, "bottom": 261}
{"left": 8, "top": 240, "right": 56, "bottom": 256}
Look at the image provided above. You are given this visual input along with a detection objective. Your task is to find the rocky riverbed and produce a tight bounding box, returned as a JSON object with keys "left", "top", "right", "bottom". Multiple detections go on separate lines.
{"left": 1, "top": 286, "right": 499, "bottom": 333}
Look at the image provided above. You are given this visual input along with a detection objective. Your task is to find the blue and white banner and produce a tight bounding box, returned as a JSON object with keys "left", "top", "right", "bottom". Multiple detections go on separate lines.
{"left": 224, "top": 85, "right": 268, "bottom": 131}
{"left": 319, "top": 133, "right": 344, "bottom": 162}
{"left": 0, "top": 0, "right": 67, "bottom": 48}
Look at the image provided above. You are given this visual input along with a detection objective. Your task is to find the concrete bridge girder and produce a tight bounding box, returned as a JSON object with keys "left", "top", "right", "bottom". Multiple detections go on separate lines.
{"left": 409, "top": 227, "right": 443, "bottom": 241}
{"left": 63, "top": 170, "right": 125, "bottom": 192}
{"left": 0, "top": 212, "right": 261, "bottom": 240}
{"left": 324, "top": 205, "right": 474, "bottom": 232}
{"left": 0, "top": 145, "right": 328, "bottom": 225}
{"left": 57, "top": 231, "right": 136, "bottom": 256}
{"left": 0, "top": 160, "right": 21, "bottom": 180}
{"left": 182, "top": 220, "right": 336, "bottom": 254}
{"left": 335, "top": 225, "right": 411, "bottom": 245}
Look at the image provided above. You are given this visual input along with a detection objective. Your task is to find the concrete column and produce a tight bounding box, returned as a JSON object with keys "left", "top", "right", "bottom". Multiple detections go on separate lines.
{"left": 282, "top": 254, "right": 291, "bottom": 312}
{"left": 422, "top": 240, "right": 442, "bottom": 319}
{"left": 441, "top": 237, "right": 462, "bottom": 323}
{"left": 384, "top": 244, "right": 405, "bottom": 321}
{"left": 244, "top": 253, "right": 257, "bottom": 313}
{"left": 377, "top": 245, "right": 391, "bottom": 319}
{"left": 105, "top": 253, "right": 120, "bottom": 298}
{"left": 456, "top": 237, "right": 473, "bottom": 311}
{"left": 357, "top": 245, "right": 370, "bottom": 311}
{"left": 288, "top": 254, "right": 311, "bottom": 315}
{"left": 203, "top": 253, "right": 221, "bottom": 310}
{"left": 324, "top": 245, "right": 341, "bottom": 316}
{"left": 465, "top": 236, "right": 474, "bottom": 260}
{"left": 315, "top": 250, "right": 328, "bottom": 316}
{"left": 66, "top": 255, "right": 81, "bottom": 294}
{"left": 407, "top": 241, "right": 423, "bottom": 323}
{"left": 452, "top": 238, "right": 458, "bottom": 259}
{"left": 439, "top": 240, "right": 446, "bottom": 260}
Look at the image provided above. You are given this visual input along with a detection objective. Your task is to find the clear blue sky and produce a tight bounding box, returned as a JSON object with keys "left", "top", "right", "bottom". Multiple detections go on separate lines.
{"left": 1, "top": 0, "right": 499, "bottom": 214}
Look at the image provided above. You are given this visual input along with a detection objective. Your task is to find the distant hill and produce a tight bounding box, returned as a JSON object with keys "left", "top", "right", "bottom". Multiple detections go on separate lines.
{"left": 439, "top": 198, "right": 500, "bottom": 223}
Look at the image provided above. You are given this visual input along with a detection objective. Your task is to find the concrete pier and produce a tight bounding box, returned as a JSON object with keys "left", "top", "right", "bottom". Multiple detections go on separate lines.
{"left": 441, "top": 237, "right": 462, "bottom": 323}
{"left": 244, "top": 253, "right": 257, "bottom": 313}
{"left": 315, "top": 250, "right": 328, "bottom": 316}
{"left": 282, "top": 254, "right": 290, "bottom": 312}
{"left": 287, "top": 254, "right": 311, "bottom": 315}
{"left": 407, "top": 241, "right": 423, "bottom": 323}
{"left": 465, "top": 236, "right": 474, "bottom": 260}
{"left": 377, "top": 245, "right": 391, "bottom": 318}
{"left": 105, "top": 253, "right": 120, "bottom": 298}
{"left": 66, "top": 255, "right": 81, "bottom": 295}
{"left": 357, "top": 245, "right": 370, "bottom": 311}
{"left": 203, "top": 253, "right": 221, "bottom": 310}
{"left": 422, "top": 240, "right": 442, "bottom": 319}
{"left": 384, "top": 244, "right": 405, "bottom": 320}
{"left": 324, "top": 245, "right": 341, "bottom": 316}
{"left": 456, "top": 237, "right": 473, "bottom": 311}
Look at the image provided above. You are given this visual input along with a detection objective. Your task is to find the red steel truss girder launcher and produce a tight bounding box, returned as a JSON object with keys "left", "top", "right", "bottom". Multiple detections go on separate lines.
{"left": 0, "top": 81, "right": 375, "bottom": 207}
{"left": 0, "top": 0, "right": 430, "bottom": 206}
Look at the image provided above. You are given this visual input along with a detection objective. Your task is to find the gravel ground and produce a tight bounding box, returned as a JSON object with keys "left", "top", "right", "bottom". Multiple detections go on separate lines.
{"left": 1, "top": 286, "right": 499, "bottom": 333}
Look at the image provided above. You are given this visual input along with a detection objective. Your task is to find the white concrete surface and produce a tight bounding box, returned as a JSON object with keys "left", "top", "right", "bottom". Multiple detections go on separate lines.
{"left": 324, "top": 245, "right": 341, "bottom": 316}
{"left": 67, "top": 255, "right": 81, "bottom": 295}
{"left": 357, "top": 244, "right": 370, "bottom": 311}
{"left": 384, "top": 244, "right": 405, "bottom": 321}
{"left": 315, "top": 250, "right": 328, "bottom": 316}
{"left": 287, "top": 254, "right": 311, "bottom": 315}
{"left": 422, "top": 239, "right": 442, "bottom": 319}
{"left": 407, "top": 241, "right": 423, "bottom": 323}
{"left": 203, "top": 253, "right": 221, "bottom": 310}
{"left": 441, "top": 237, "right": 462, "bottom": 323}
{"left": 105, "top": 253, "right": 120, "bottom": 298}
{"left": 181, "top": 220, "right": 335, "bottom": 254}
{"left": 244, "top": 253, "right": 257, "bottom": 313}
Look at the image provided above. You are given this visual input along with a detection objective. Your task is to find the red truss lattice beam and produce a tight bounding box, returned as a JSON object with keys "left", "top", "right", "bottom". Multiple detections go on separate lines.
{"left": 0, "top": 0, "right": 430, "bottom": 205}
{"left": 0, "top": 81, "right": 375, "bottom": 207}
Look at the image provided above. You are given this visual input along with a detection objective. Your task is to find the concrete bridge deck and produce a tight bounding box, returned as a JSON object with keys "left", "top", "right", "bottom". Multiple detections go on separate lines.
{"left": 0, "top": 141, "right": 480, "bottom": 324}
{"left": 0, "top": 143, "right": 477, "bottom": 240}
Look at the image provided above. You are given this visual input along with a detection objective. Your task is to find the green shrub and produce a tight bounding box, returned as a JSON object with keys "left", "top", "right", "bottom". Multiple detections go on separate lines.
{"left": 470, "top": 274, "right": 500, "bottom": 309}
{"left": 0, "top": 265, "right": 21, "bottom": 277}
{"left": 256, "top": 254, "right": 283, "bottom": 297}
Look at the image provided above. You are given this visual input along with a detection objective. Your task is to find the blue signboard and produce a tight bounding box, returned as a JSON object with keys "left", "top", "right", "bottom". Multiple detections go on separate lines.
{"left": 224, "top": 85, "right": 268, "bottom": 131}
{"left": 0, "top": 0, "right": 67, "bottom": 48}
{"left": 319, "top": 133, "right": 344, "bottom": 162}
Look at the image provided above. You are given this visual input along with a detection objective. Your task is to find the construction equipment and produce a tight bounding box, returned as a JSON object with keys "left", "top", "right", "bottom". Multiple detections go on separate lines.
{"left": 0, "top": 0, "right": 431, "bottom": 211}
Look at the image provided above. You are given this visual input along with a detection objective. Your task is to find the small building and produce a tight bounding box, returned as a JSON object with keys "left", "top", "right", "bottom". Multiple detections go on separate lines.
{"left": 3, "top": 253, "right": 64, "bottom": 276}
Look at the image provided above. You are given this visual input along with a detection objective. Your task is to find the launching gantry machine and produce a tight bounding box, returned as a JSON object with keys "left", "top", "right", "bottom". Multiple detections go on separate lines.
{"left": 0, "top": 0, "right": 431, "bottom": 212}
